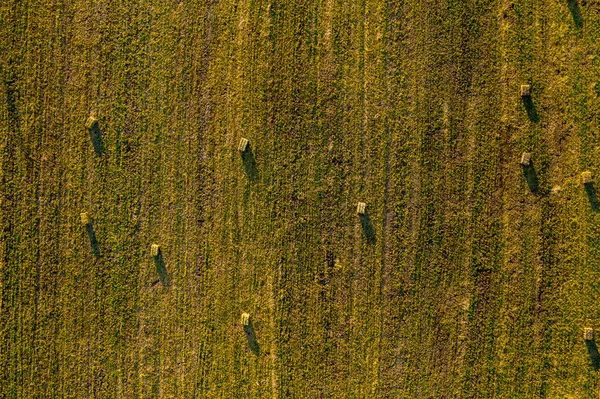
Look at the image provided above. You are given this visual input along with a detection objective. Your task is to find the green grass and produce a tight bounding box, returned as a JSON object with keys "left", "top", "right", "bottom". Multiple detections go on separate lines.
{"left": 2, "top": 0, "right": 600, "bottom": 397}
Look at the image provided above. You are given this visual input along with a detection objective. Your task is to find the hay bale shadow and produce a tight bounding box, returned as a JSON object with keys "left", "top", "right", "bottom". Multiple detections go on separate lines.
{"left": 243, "top": 322, "right": 260, "bottom": 355}
{"left": 153, "top": 252, "right": 171, "bottom": 287}
{"left": 522, "top": 163, "right": 539, "bottom": 193}
{"left": 241, "top": 146, "right": 258, "bottom": 182}
{"left": 568, "top": 0, "right": 583, "bottom": 29}
{"left": 522, "top": 96, "right": 539, "bottom": 123}
{"left": 586, "top": 340, "right": 600, "bottom": 370}
{"left": 89, "top": 123, "right": 104, "bottom": 156}
{"left": 85, "top": 224, "right": 100, "bottom": 257}
{"left": 359, "top": 213, "right": 376, "bottom": 245}
{"left": 585, "top": 183, "right": 600, "bottom": 212}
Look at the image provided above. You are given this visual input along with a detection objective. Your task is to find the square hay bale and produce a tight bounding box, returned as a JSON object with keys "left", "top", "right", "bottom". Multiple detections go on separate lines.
{"left": 520, "top": 84, "right": 531, "bottom": 97}
{"left": 585, "top": 327, "right": 594, "bottom": 341}
{"left": 582, "top": 171, "right": 593, "bottom": 185}
{"left": 80, "top": 212, "right": 90, "bottom": 225}
{"left": 241, "top": 312, "right": 250, "bottom": 326}
{"left": 356, "top": 202, "right": 366, "bottom": 215}
{"left": 241, "top": 312, "right": 258, "bottom": 353}
{"left": 520, "top": 152, "right": 531, "bottom": 167}
{"left": 85, "top": 115, "right": 98, "bottom": 129}
{"left": 151, "top": 244, "right": 161, "bottom": 257}
{"left": 238, "top": 138, "right": 249, "bottom": 152}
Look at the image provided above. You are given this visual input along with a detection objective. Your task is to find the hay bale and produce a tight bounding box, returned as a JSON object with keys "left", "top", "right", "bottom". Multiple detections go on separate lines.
{"left": 241, "top": 312, "right": 250, "bottom": 326}
{"left": 582, "top": 171, "right": 593, "bottom": 185}
{"left": 520, "top": 84, "right": 531, "bottom": 97}
{"left": 585, "top": 327, "right": 594, "bottom": 341}
{"left": 151, "top": 244, "right": 161, "bottom": 257}
{"left": 85, "top": 115, "right": 98, "bottom": 130}
{"left": 80, "top": 212, "right": 90, "bottom": 225}
{"left": 238, "top": 138, "right": 249, "bottom": 152}
{"left": 520, "top": 152, "right": 531, "bottom": 167}
{"left": 356, "top": 202, "right": 366, "bottom": 215}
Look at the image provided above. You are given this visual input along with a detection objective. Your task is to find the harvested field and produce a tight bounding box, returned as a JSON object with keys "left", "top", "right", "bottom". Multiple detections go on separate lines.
{"left": 2, "top": 0, "right": 600, "bottom": 397}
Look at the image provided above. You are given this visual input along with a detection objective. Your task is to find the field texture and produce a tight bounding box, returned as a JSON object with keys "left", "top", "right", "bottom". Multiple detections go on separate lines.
{"left": 2, "top": 0, "right": 600, "bottom": 397}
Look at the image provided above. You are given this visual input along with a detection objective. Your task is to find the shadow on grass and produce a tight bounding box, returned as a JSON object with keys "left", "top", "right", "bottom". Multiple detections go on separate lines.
{"left": 522, "top": 163, "right": 539, "bottom": 193}
{"left": 359, "top": 213, "right": 376, "bottom": 245}
{"left": 89, "top": 123, "right": 104, "bottom": 156}
{"left": 243, "top": 322, "right": 260, "bottom": 355}
{"left": 585, "top": 183, "right": 600, "bottom": 212}
{"left": 522, "top": 96, "right": 539, "bottom": 123}
{"left": 586, "top": 340, "right": 600, "bottom": 370}
{"left": 85, "top": 224, "right": 100, "bottom": 257}
{"left": 241, "top": 146, "right": 258, "bottom": 182}
{"left": 153, "top": 252, "right": 171, "bottom": 287}
{"left": 568, "top": 0, "right": 583, "bottom": 29}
